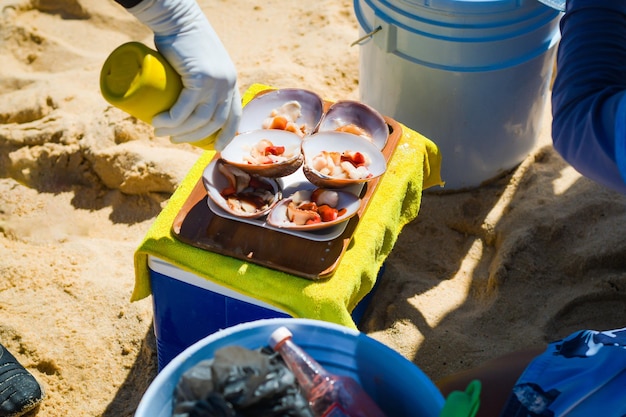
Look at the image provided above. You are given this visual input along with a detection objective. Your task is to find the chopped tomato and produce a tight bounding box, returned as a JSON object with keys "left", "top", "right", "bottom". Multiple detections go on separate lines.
{"left": 341, "top": 151, "right": 367, "bottom": 167}
{"left": 264, "top": 145, "right": 285, "bottom": 156}
{"left": 305, "top": 216, "right": 322, "bottom": 225}
{"left": 352, "top": 152, "right": 367, "bottom": 166}
{"left": 318, "top": 205, "right": 339, "bottom": 222}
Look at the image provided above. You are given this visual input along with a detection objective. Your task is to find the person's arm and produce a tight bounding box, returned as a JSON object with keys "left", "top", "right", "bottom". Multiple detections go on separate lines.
{"left": 436, "top": 349, "right": 543, "bottom": 417}
{"left": 551, "top": 0, "right": 626, "bottom": 193}
{"left": 114, "top": 0, "right": 241, "bottom": 150}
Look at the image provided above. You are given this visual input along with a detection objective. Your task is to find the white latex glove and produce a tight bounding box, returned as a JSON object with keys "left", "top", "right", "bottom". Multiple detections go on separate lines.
{"left": 128, "top": 0, "right": 241, "bottom": 150}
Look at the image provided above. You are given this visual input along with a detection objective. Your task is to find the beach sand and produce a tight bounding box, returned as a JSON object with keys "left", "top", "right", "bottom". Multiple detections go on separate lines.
{"left": 1, "top": 0, "right": 625, "bottom": 415}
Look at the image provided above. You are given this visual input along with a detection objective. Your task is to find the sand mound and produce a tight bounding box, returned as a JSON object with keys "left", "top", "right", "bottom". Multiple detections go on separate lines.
{"left": 1, "top": 0, "right": 625, "bottom": 416}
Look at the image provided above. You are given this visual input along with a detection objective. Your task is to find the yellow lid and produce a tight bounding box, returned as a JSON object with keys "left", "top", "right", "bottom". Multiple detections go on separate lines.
{"left": 100, "top": 42, "right": 182, "bottom": 124}
{"left": 190, "top": 133, "right": 219, "bottom": 150}
{"left": 100, "top": 42, "right": 217, "bottom": 150}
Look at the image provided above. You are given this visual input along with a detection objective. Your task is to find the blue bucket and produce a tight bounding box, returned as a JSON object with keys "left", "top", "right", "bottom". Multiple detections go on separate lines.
{"left": 134, "top": 318, "right": 445, "bottom": 417}
{"left": 354, "top": 0, "right": 562, "bottom": 189}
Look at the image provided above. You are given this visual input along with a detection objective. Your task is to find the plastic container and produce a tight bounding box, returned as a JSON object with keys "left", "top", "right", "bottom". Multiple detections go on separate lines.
{"left": 269, "top": 326, "right": 387, "bottom": 416}
{"left": 148, "top": 256, "right": 382, "bottom": 370}
{"left": 100, "top": 42, "right": 218, "bottom": 149}
{"left": 134, "top": 318, "right": 445, "bottom": 417}
{"left": 354, "top": 0, "right": 562, "bottom": 189}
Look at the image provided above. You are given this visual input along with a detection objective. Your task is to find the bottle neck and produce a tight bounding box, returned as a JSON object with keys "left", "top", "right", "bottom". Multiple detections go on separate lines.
{"left": 274, "top": 337, "right": 332, "bottom": 393}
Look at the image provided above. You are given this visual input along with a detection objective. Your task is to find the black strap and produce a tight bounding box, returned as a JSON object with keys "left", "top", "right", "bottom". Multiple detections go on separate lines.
{"left": 114, "top": 0, "right": 144, "bottom": 9}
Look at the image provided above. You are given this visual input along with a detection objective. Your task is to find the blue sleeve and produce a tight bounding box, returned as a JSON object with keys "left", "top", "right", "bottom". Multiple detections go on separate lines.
{"left": 551, "top": 0, "right": 626, "bottom": 194}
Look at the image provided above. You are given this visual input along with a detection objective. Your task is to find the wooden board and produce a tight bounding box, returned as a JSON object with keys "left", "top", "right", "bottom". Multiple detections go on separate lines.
{"left": 171, "top": 101, "right": 402, "bottom": 280}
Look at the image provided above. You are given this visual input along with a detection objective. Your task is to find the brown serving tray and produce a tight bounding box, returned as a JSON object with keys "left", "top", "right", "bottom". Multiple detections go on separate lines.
{"left": 171, "top": 99, "right": 402, "bottom": 280}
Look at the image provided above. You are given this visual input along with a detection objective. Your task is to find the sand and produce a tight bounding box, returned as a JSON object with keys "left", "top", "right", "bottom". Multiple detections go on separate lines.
{"left": 1, "top": 0, "right": 625, "bottom": 415}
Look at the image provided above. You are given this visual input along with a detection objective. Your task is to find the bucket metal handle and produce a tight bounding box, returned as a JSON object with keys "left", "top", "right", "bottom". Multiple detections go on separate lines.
{"left": 350, "top": 25, "right": 382, "bottom": 47}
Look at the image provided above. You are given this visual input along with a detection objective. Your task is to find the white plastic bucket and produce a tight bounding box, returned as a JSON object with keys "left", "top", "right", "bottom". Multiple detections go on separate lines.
{"left": 354, "top": 0, "right": 562, "bottom": 189}
{"left": 134, "top": 318, "right": 445, "bottom": 417}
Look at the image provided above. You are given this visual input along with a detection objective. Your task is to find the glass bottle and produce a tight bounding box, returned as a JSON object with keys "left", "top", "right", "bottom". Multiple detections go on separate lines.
{"left": 268, "top": 326, "right": 387, "bottom": 417}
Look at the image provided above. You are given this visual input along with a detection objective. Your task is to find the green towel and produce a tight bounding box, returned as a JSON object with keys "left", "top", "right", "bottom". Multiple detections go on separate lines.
{"left": 133, "top": 83, "right": 443, "bottom": 329}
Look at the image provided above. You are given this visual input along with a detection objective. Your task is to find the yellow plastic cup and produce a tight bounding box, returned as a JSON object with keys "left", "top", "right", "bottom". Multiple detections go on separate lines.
{"left": 100, "top": 41, "right": 217, "bottom": 150}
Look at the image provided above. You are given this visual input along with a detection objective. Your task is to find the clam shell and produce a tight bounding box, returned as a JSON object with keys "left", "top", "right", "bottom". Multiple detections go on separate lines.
{"left": 316, "top": 100, "right": 389, "bottom": 150}
{"left": 202, "top": 159, "right": 281, "bottom": 219}
{"left": 301, "top": 132, "right": 387, "bottom": 189}
{"left": 220, "top": 129, "right": 304, "bottom": 177}
{"left": 239, "top": 88, "right": 324, "bottom": 136}
{"left": 266, "top": 189, "right": 361, "bottom": 231}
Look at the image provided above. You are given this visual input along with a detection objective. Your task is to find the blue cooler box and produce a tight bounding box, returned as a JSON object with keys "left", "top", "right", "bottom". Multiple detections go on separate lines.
{"left": 148, "top": 255, "right": 381, "bottom": 370}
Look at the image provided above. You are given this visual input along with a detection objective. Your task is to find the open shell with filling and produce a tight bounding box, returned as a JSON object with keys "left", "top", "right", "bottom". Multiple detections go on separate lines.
{"left": 316, "top": 100, "right": 389, "bottom": 150}
{"left": 220, "top": 129, "right": 304, "bottom": 177}
{"left": 239, "top": 88, "right": 324, "bottom": 137}
{"left": 202, "top": 159, "right": 282, "bottom": 219}
{"left": 301, "top": 131, "right": 387, "bottom": 189}
{"left": 266, "top": 188, "right": 361, "bottom": 231}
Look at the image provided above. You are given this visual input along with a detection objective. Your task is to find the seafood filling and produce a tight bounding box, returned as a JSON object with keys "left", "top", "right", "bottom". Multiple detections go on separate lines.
{"left": 243, "top": 139, "right": 292, "bottom": 165}
{"left": 310, "top": 150, "right": 372, "bottom": 180}
{"left": 218, "top": 162, "right": 277, "bottom": 214}
{"left": 286, "top": 189, "right": 347, "bottom": 225}
{"left": 334, "top": 123, "right": 372, "bottom": 141}
{"left": 262, "top": 101, "right": 308, "bottom": 137}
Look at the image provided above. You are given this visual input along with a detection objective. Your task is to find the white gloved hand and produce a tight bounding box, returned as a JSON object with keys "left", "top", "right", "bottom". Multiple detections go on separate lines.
{"left": 128, "top": 0, "right": 241, "bottom": 150}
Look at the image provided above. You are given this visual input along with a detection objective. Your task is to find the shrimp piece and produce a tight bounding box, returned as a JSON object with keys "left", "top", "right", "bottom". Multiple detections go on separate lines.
{"left": 262, "top": 101, "right": 305, "bottom": 136}
{"left": 284, "top": 122, "right": 305, "bottom": 138}
{"left": 336, "top": 123, "right": 371, "bottom": 140}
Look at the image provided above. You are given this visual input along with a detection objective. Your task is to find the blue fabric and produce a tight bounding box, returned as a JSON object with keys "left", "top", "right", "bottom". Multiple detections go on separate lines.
{"left": 551, "top": 0, "right": 626, "bottom": 194}
{"left": 496, "top": 4, "right": 626, "bottom": 415}
{"left": 499, "top": 328, "right": 626, "bottom": 417}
